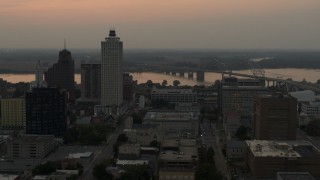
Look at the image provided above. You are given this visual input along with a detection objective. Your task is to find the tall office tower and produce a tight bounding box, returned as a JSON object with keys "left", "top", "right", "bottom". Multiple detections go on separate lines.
{"left": 0, "top": 78, "right": 9, "bottom": 98}
{"left": 25, "top": 88, "right": 67, "bottom": 136}
{"left": 0, "top": 98, "right": 25, "bottom": 130}
{"left": 101, "top": 29, "right": 123, "bottom": 108}
{"left": 80, "top": 63, "right": 101, "bottom": 102}
{"left": 123, "top": 73, "right": 135, "bottom": 102}
{"left": 30, "top": 61, "right": 47, "bottom": 89}
{"left": 254, "top": 94, "right": 297, "bottom": 140}
{"left": 44, "top": 46, "right": 75, "bottom": 99}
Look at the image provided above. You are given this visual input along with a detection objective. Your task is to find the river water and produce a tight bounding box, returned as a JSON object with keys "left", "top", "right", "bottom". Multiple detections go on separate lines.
{"left": 0, "top": 68, "right": 319, "bottom": 86}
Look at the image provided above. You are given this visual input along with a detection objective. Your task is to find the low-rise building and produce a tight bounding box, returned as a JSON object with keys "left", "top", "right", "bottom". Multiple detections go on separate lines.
{"left": 277, "top": 172, "right": 315, "bottom": 180}
{"left": 7, "top": 135, "right": 55, "bottom": 159}
{"left": 118, "top": 144, "right": 141, "bottom": 160}
{"left": 246, "top": 140, "right": 320, "bottom": 179}
{"left": 124, "top": 124, "right": 161, "bottom": 146}
{"left": 151, "top": 88, "right": 197, "bottom": 104}
{"left": 143, "top": 111, "right": 198, "bottom": 139}
{"left": 301, "top": 101, "right": 320, "bottom": 116}
{"left": 226, "top": 141, "right": 246, "bottom": 159}
{"left": 159, "top": 139, "right": 198, "bottom": 180}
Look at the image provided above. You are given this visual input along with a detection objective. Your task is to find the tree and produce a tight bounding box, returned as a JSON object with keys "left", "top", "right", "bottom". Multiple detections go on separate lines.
{"left": 132, "top": 113, "right": 142, "bottom": 124}
{"left": 162, "top": 80, "right": 168, "bottom": 87}
{"left": 173, "top": 80, "right": 180, "bottom": 86}
{"left": 235, "top": 126, "right": 250, "bottom": 140}
{"left": 121, "top": 165, "right": 150, "bottom": 180}
{"left": 32, "top": 161, "right": 56, "bottom": 175}
{"left": 150, "top": 140, "right": 160, "bottom": 148}
{"left": 195, "top": 163, "right": 222, "bottom": 180}
{"left": 117, "top": 133, "right": 128, "bottom": 143}
{"left": 207, "top": 146, "right": 215, "bottom": 163}
{"left": 146, "top": 80, "right": 153, "bottom": 88}
{"left": 92, "top": 160, "right": 113, "bottom": 180}
{"left": 63, "top": 127, "right": 79, "bottom": 144}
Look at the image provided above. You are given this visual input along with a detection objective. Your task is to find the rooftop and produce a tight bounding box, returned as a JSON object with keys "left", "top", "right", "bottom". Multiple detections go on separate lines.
{"left": 144, "top": 112, "right": 197, "bottom": 122}
{"left": 159, "top": 147, "right": 198, "bottom": 162}
{"left": 10, "top": 135, "right": 54, "bottom": 143}
{"left": 277, "top": 172, "right": 315, "bottom": 180}
{"left": 116, "top": 159, "right": 148, "bottom": 166}
{"left": 161, "top": 139, "right": 197, "bottom": 148}
{"left": 67, "top": 152, "right": 93, "bottom": 159}
{"left": 246, "top": 140, "right": 320, "bottom": 158}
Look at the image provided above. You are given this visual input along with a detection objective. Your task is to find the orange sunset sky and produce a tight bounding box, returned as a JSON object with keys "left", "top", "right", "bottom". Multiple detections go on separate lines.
{"left": 1, "top": 0, "right": 320, "bottom": 49}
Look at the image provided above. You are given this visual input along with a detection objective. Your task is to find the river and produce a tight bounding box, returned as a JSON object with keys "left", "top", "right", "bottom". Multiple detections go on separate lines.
{"left": 0, "top": 68, "right": 319, "bottom": 86}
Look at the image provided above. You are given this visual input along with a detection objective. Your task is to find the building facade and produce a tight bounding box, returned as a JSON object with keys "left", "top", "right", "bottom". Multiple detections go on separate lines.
{"left": 80, "top": 63, "right": 101, "bottom": 101}
{"left": 254, "top": 94, "right": 297, "bottom": 140}
{"left": 0, "top": 98, "right": 25, "bottom": 130}
{"left": 44, "top": 48, "right": 75, "bottom": 99}
{"left": 7, "top": 135, "right": 55, "bottom": 159}
{"left": 123, "top": 72, "right": 135, "bottom": 102}
{"left": 25, "top": 88, "right": 67, "bottom": 136}
{"left": 101, "top": 29, "right": 123, "bottom": 107}
{"left": 246, "top": 140, "right": 320, "bottom": 179}
{"left": 151, "top": 88, "right": 197, "bottom": 104}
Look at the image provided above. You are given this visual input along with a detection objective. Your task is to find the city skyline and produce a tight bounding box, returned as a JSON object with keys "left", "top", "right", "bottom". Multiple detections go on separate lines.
{"left": 1, "top": 0, "right": 320, "bottom": 49}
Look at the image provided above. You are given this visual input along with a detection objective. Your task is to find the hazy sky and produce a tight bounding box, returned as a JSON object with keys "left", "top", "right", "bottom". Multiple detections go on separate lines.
{"left": 1, "top": 0, "right": 320, "bottom": 49}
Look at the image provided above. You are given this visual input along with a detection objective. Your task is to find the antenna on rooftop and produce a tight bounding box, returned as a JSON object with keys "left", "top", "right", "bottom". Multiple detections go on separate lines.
{"left": 64, "top": 38, "right": 66, "bottom": 49}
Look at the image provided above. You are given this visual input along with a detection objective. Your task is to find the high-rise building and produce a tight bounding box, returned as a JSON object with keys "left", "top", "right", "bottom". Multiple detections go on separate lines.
{"left": 254, "top": 94, "right": 297, "bottom": 140}
{"left": 0, "top": 78, "right": 9, "bottom": 98}
{"left": 123, "top": 72, "right": 135, "bottom": 102}
{"left": 80, "top": 63, "right": 101, "bottom": 102}
{"left": 44, "top": 47, "right": 75, "bottom": 99}
{"left": 101, "top": 29, "right": 123, "bottom": 108}
{"left": 0, "top": 98, "right": 25, "bottom": 130}
{"left": 25, "top": 88, "right": 67, "bottom": 136}
{"left": 30, "top": 61, "right": 47, "bottom": 90}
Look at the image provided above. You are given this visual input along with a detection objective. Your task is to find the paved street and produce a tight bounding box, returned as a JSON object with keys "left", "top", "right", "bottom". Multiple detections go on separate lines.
{"left": 79, "top": 128, "right": 122, "bottom": 180}
{"left": 201, "top": 119, "right": 230, "bottom": 180}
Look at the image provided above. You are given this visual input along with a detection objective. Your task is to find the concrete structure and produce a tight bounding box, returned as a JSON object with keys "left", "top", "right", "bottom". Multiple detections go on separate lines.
{"left": 254, "top": 94, "right": 297, "bottom": 140}
{"left": 151, "top": 88, "right": 197, "bottom": 104}
{"left": 7, "top": 135, "right": 55, "bottom": 159}
{"left": 80, "top": 63, "right": 101, "bottom": 102}
{"left": 159, "top": 139, "right": 198, "bottom": 180}
{"left": 174, "top": 102, "right": 200, "bottom": 113}
{"left": 44, "top": 48, "right": 75, "bottom": 99}
{"left": 101, "top": 29, "right": 123, "bottom": 108}
{"left": 289, "top": 90, "right": 315, "bottom": 102}
{"left": 25, "top": 88, "right": 67, "bottom": 136}
{"left": 139, "top": 95, "right": 145, "bottom": 108}
{"left": 277, "top": 172, "right": 315, "bottom": 180}
{"left": 223, "top": 111, "right": 241, "bottom": 140}
{"left": 0, "top": 98, "right": 25, "bottom": 130}
{"left": 143, "top": 112, "right": 198, "bottom": 139}
{"left": 301, "top": 101, "right": 320, "bottom": 116}
{"left": 118, "top": 144, "right": 141, "bottom": 160}
{"left": 226, "top": 141, "right": 246, "bottom": 159}
{"left": 124, "top": 124, "right": 161, "bottom": 146}
{"left": 246, "top": 140, "right": 320, "bottom": 179}
{"left": 220, "top": 84, "right": 268, "bottom": 129}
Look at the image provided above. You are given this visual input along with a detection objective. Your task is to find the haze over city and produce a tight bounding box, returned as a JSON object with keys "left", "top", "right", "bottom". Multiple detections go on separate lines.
{"left": 1, "top": 0, "right": 320, "bottom": 49}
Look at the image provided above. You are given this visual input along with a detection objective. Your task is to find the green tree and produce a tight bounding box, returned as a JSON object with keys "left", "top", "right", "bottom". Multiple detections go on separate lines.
{"left": 195, "top": 163, "right": 222, "bottom": 180}
{"left": 162, "top": 80, "right": 168, "bottom": 87}
{"left": 207, "top": 146, "right": 215, "bottom": 163}
{"left": 150, "top": 140, "right": 160, "bottom": 148}
{"left": 132, "top": 113, "right": 142, "bottom": 124}
{"left": 173, "top": 80, "right": 180, "bottom": 86}
{"left": 121, "top": 165, "right": 150, "bottom": 180}
{"left": 32, "top": 161, "right": 56, "bottom": 175}
{"left": 63, "top": 127, "right": 79, "bottom": 144}
{"left": 235, "top": 126, "right": 250, "bottom": 140}
{"left": 92, "top": 160, "right": 113, "bottom": 180}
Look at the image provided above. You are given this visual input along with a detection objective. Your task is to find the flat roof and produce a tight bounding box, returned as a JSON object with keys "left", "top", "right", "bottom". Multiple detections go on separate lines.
{"left": 246, "top": 140, "right": 319, "bottom": 158}
{"left": 277, "top": 172, "right": 315, "bottom": 180}
{"left": 67, "top": 152, "right": 93, "bottom": 159}
{"left": 116, "top": 159, "right": 148, "bottom": 165}
{"left": 144, "top": 112, "right": 197, "bottom": 122}
{"left": 159, "top": 147, "right": 198, "bottom": 161}
{"left": 11, "top": 135, "right": 54, "bottom": 143}
{"left": 161, "top": 139, "right": 197, "bottom": 148}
